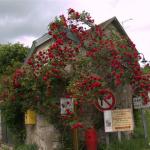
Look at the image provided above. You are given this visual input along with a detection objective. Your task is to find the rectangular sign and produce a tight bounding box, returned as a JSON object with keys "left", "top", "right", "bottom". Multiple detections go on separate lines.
{"left": 104, "top": 110, "right": 112, "bottom": 132}
{"left": 104, "top": 109, "right": 134, "bottom": 132}
{"left": 133, "top": 96, "right": 150, "bottom": 109}
{"left": 60, "top": 98, "right": 74, "bottom": 115}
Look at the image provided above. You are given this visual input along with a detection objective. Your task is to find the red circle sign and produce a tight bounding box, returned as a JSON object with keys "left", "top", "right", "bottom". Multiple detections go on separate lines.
{"left": 94, "top": 89, "right": 116, "bottom": 112}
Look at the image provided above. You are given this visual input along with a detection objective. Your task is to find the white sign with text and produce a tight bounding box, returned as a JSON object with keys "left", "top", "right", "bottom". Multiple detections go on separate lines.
{"left": 133, "top": 96, "right": 150, "bottom": 109}
{"left": 104, "top": 109, "right": 134, "bottom": 132}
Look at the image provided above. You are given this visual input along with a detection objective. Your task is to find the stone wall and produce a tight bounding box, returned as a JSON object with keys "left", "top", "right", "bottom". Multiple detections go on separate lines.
{"left": 113, "top": 84, "right": 133, "bottom": 109}
{"left": 26, "top": 114, "right": 60, "bottom": 150}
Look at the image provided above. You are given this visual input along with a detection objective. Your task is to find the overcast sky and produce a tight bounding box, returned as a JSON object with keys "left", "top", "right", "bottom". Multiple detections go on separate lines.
{"left": 0, "top": 0, "right": 150, "bottom": 60}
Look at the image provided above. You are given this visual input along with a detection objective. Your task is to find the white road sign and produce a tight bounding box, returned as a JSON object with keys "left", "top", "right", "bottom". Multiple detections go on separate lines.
{"left": 133, "top": 96, "right": 150, "bottom": 109}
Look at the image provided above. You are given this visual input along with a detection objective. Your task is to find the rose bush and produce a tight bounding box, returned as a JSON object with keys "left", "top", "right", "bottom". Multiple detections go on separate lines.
{"left": 2, "top": 9, "right": 150, "bottom": 129}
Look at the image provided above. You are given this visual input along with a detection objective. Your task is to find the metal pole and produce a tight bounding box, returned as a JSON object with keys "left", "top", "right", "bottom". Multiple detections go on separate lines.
{"left": 73, "top": 105, "right": 79, "bottom": 150}
{"left": 73, "top": 128, "right": 79, "bottom": 150}
{"left": 117, "top": 132, "right": 121, "bottom": 142}
{"left": 141, "top": 109, "right": 148, "bottom": 139}
{"left": 106, "top": 133, "right": 110, "bottom": 146}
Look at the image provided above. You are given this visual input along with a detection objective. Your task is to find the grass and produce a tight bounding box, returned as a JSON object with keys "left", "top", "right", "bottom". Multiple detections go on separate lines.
{"left": 100, "top": 138, "right": 150, "bottom": 150}
{"left": 14, "top": 144, "right": 38, "bottom": 150}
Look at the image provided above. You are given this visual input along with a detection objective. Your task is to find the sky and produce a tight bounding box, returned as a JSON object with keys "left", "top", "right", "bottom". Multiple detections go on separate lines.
{"left": 0, "top": 0, "right": 150, "bottom": 61}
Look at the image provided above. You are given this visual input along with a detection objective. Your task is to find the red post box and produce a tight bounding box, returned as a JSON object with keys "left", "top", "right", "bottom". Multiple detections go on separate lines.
{"left": 85, "top": 128, "right": 97, "bottom": 150}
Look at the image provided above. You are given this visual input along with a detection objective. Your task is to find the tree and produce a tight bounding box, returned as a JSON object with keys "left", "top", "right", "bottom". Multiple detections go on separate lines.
{"left": 142, "top": 64, "right": 150, "bottom": 74}
{"left": 0, "top": 43, "right": 29, "bottom": 99}
{"left": 0, "top": 43, "right": 29, "bottom": 75}
{"left": 0, "top": 43, "right": 29, "bottom": 145}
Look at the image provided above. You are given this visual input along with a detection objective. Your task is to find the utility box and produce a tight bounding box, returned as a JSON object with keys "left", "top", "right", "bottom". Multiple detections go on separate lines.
{"left": 25, "top": 109, "right": 36, "bottom": 125}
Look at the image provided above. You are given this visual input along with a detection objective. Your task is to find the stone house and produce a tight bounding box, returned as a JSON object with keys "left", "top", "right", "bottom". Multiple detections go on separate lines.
{"left": 23, "top": 16, "right": 135, "bottom": 150}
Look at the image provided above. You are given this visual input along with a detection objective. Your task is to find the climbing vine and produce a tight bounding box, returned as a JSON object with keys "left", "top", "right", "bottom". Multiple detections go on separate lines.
{"left": 1, "top": 8, "right": 150, "bottom": 133}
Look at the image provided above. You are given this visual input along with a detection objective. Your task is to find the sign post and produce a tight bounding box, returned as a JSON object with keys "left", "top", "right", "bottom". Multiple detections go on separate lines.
{"left": 133, "top": 96, "right": 149, "bottom": 139}
{"left": 141, "top": 109, "right": 148, "bottom": 139}
{"left": 73, "top": 104, "right": 79, "bottom": 150}
{"left": 60, "top": 98, "right": 78, "bottom": 150}
{"left": 105, "top": 133, "right": 110, "bottom": 145}
{"left": 117, "top": 132, "right": 121, "bottom": 142}
{"left": 73, "top": 126, "right": 79, "bottom": 150}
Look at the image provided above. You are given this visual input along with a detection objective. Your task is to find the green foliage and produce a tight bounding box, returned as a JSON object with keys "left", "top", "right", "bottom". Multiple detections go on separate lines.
{"left": 0, "top": 43, "right": 28, "bottom": 145}
{"left": 0, "top": 100, "right": 26, "bottom": 145}
{"left": 142, "top": 65, "right": 150, "bottom": 74}
{"left": 0, "top": 43, "right": 29, "bottom": 75}
{"left": 100, "top": 139, "right": 150, "bottom": 150}
{"left": 14, "top": 144, "right": 38, "bottom": 150}
{"left": 59, "top": 126, "right": 73, "bottom": 150}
